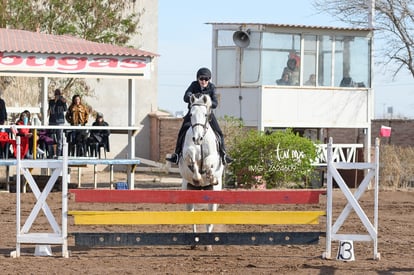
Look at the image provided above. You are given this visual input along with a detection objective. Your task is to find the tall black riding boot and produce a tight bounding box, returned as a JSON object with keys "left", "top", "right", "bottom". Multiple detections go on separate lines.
{"left": 166, "top": 134, "right": 184, "bottom": 164}
{"left": 219, "top": 144, "right": 233, "bottom": 165}
{"left": 166, "top": 122, "right": 190, "bottom": 164}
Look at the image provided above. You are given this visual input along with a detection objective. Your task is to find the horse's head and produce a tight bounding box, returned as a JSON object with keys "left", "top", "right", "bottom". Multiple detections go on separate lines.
{"left": 190, "top": 93, "right": 212, "bottom": 108}
{"left": 189, "top": 94, "right": 212, "bottom": 145}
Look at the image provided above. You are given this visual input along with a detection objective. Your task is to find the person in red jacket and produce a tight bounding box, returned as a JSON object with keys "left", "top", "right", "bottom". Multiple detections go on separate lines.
{"left": 14, "top": 111, "right": 32, "bottom": 158}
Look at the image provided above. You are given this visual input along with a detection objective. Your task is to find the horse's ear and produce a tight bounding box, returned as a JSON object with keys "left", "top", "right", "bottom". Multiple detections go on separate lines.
{"left": 203, "top": 95, "right": 208, "bottom": 104}
{"left": 190, "top": 94, "right": 195, "bottom": 104}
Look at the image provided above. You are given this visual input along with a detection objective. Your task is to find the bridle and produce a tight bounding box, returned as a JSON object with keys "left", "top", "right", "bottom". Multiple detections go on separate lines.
{"left": 190, "top": 103, "right": 211, "bottom": 139}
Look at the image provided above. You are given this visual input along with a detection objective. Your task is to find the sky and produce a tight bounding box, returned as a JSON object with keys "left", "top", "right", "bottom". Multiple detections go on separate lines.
{"left": 158, "top": 0, "right": 414, "bottom": 119}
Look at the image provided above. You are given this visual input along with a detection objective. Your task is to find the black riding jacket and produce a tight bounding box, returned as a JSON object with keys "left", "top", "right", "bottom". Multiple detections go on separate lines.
{"left": 183, "top": 81, "right": 218, "bottom": 110}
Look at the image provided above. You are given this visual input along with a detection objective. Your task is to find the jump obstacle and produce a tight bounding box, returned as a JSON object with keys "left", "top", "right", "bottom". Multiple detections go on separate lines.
{"left": 69, "top": 189, "right": 326, "bottom": 247}
{"left": 10, "top": 138, "right": 380, "bottom": 260}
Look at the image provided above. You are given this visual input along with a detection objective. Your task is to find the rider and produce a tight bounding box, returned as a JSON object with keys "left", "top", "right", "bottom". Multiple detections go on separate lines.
{"left": 166, "top": 67, "right": 233, "bottom": 165}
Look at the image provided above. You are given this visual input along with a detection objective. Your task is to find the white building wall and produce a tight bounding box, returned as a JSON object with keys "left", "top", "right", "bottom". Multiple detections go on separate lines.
{"left": 216, "top": 86, "right": 372, "bottom": 130}
{"left": 85, "top": 0, "right": 158, "bottom": 159}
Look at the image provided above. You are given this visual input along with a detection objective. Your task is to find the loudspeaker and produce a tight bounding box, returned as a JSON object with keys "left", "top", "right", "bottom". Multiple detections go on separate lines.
{"left": 233, "top": 30, "right": 250, "bottom": 48}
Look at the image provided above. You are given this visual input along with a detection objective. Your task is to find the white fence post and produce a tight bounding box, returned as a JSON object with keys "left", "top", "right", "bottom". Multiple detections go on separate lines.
{"left": 323, "top": 137, "right": 380, "bottom": 260}
{"left": 11, "top": 138, "right": 69, "bottom": 258}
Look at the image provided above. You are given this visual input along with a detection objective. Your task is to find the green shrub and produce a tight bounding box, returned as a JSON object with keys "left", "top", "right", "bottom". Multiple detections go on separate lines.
{"left": 218, "top": 115, "right": 245, "bottom": 152}
{"left": 228, "top": 129, "right": 318, "bottom": 189}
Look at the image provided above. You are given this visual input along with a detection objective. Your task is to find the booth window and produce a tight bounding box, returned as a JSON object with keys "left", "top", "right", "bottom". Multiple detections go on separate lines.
{"left": 303, "top": 35, "right": 318, "bottom": 86}
{"left": 334, "top": 36, "right": 370, "bottom": 88}
{"left": 214, "top": 28, "right": 370, "bottom": 88}
{"left": 262, "top": 33, "right": 301, "bottom": 85}
{"left": 318, "top": 35, "right": 333, "bottom": 86}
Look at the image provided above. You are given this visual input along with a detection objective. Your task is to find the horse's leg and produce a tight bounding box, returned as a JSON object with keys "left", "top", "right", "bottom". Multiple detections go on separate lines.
{"left": 203, "top": 202, "right": 218, "bottom": 251}
{"left": 186, "top": 203, "right": 196, "bottom": 233}
{"left": 187, "top": 201, "right": 198, "bottom": 249}
{"left": 204, "top": 164, "right": 215, "bottom": 185}
{"left": 205, "top": 176, "right": 223, "bottom": 251}
{"left": 203, "top": 155, "right": 219, "bottom": 186}
{"left": 206, "top": 203, "right": 218, "bottom": 233}
{"left": 184, "top": 151, "right": 203, "bottom": 185}
{"left": 191, "top": 161, "right": 202, "bottom": 184}
{"left": 182, "top": 180, "right": 198, "bottom": 249}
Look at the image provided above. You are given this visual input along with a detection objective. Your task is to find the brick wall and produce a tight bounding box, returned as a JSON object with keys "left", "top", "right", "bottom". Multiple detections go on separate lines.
{"left": 371, "top": 119, "right": 414, "bottom": 147}
{"left": 149, "top": 112, "right": 182, "bottom": 162}
{"left": 306, "top": 119, "right": 413, "bottom": 147}
{"left": 322, "top": 128, "right": 366, "bottom": 144}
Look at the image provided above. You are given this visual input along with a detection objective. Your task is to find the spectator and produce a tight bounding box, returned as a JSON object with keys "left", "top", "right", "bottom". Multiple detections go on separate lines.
{"left": 65, "top": 94, "right": 89, "bottom": 126}
{"left": 65, "top": 95, "right": 89, "bottom": 156}
{"left": 87, "top": 112, "right": 110, "bottom": 157}
{"left": 37, "top": 129, "right": 55, "bottom": 158}
{"left": 340, "top": 69, "right": 355, "bottom": 87}
{"left": 276, "top": 72, "right": 291, "bottom": 85}
{"left": 278, "top": 55, "right": 300, "bottom": 86}
{"left": 305, "top": 74, "right": 316, "bottom": 86}
{"left": 0, "top": 88, "right": 7, "bottom": 125}
{"left": 48, "top": 88, "right": 67, "bottom": 157}
{"left": 340, "top": 76, "right": 355, "bottom": 87}
{"left": 14, "top": 111, "right": 32, "bottom": 158}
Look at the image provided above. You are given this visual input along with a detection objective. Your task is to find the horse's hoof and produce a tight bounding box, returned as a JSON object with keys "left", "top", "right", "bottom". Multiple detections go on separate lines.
{"left": 205, "top": 245, "right": 213, "bottom": 251}
{"left": 190, "top": 245, "right": 197, "bottom": 250}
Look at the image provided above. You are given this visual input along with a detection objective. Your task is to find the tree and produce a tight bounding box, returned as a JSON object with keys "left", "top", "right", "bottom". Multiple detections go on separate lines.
{"left": 0, "top": 0, "right": 142, "bottom": 45}
{"left": 0, "top": 0, "right": 143, "bottom": 112}
{"left": 313, "top": 0, "right": 414, "bottom": 78}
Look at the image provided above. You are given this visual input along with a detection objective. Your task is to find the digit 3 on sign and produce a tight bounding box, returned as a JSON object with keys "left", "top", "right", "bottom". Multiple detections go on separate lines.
{"left": 336, "top": 240, "right": 355, "bottom": 261}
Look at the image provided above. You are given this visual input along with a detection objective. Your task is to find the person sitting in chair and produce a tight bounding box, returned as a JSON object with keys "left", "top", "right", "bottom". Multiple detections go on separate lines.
{"left": 14, "top": 111, "right": 32, "bottom": 159}
{"left": 305, "top": 74, "right": 317, "bottom": 86}
{"left": 37, "top": 129, "right": 55, "bottom": 158}
{"left": 276, "top": 72, "right": 291, "bottom": 85}
{"left": 277, "top": 53, "right": 300, "bottom": 86}
{"left": 87, "top": 112, "right": 110, "bottom": 157}
{"left": 166, "top": 67, "right": 233, "bottom": 165}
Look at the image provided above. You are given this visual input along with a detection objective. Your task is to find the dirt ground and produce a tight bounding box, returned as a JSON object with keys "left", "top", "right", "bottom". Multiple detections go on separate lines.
{"left": 0, "top": 171, "right": 413, "bottom": 275}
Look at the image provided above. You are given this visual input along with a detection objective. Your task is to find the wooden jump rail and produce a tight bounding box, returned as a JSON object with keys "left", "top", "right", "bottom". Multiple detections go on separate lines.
{"left": 69, "top": 189, "right": 326, "bottom": 247}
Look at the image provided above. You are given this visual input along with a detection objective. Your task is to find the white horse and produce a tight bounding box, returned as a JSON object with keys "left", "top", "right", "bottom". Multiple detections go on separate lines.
{"left": 179, "top": 94, "right": 224, "bottom": 248}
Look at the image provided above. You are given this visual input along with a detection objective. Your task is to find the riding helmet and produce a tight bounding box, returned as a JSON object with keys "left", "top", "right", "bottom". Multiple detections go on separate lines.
{"left": 196, "top": 67, "right": 211, "bottom": 79}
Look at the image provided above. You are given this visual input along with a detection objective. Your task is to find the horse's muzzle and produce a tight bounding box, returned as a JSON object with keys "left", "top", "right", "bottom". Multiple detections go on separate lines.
{"left": 192, "top": 136, "right": 203, "bottom": 145}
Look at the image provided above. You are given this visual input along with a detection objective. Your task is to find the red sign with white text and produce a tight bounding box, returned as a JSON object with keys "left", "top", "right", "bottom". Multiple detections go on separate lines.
{"left": 0, "top": 52, "right": 151, "bottom": 78}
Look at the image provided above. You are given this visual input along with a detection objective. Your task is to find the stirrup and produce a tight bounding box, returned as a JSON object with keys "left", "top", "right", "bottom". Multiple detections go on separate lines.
{"left": 222, "top": 154, "right": 233, "bottom": 165}
{"left": 166, "top": 153, "right": 179, "bottom": 164}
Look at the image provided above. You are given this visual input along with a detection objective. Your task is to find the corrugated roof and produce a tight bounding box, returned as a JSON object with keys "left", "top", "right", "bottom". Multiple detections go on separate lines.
{"left": 0, "top": 28, "right": 158, "bottom": 57}
{"left": 206, "top": 22, "right": 373, "bottom": 32}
